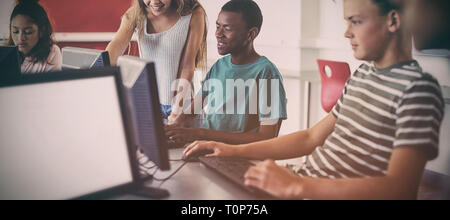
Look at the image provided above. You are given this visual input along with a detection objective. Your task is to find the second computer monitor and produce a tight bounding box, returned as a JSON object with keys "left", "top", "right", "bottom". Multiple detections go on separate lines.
{"left": 0, "top": 68, "right": 138, "bottom": 200}
{"left": 0, "top": 46, "right": 21, "bottom": 82}
{"left": 118, "top": 56, "right": 170, "bottom": 171}
{"left": 62, "top": 47, "right": 110, "bottom": 70}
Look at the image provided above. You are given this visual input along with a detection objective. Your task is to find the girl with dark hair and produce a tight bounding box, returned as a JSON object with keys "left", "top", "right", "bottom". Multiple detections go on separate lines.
{"left": 107, "top": 0, "right": 208, "bottom": 123}
{"left": 6, "top": 0, "right": 62, "bottom": 73}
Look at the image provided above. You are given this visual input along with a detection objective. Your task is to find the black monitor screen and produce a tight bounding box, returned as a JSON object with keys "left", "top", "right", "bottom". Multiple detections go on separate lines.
{"left": 0, "top": 46, "right": 21, "bottom": 82}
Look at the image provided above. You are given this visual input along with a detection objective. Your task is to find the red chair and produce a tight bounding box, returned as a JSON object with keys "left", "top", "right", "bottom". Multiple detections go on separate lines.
{"left": 317, "top": 59, "right": 351, "bottom": 113}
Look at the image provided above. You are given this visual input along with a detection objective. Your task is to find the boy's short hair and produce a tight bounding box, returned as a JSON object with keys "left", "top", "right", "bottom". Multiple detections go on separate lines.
{"left": 371, "top": 0, "right": 402, "bottom": 15}
{"left": 221, "top": 0, "right": 263, "bottom": 32}
{"left": 334, "top": 0, "right": 402, "bottom": 15}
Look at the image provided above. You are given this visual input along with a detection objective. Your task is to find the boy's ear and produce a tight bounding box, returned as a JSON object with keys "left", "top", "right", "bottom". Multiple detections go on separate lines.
{"left": 247, "top": 27, "right": 259, "bottom": 41}
{"left": 387, "top": 10, "right": 401, "bottom": 33}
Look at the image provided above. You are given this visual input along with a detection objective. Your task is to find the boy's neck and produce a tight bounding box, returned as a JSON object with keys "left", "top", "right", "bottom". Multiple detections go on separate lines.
{"left": 374, "top": 34, "right": 413, "bottom": 69}
{"left": 230, "top": 45, "right": 261, "bottom": 65}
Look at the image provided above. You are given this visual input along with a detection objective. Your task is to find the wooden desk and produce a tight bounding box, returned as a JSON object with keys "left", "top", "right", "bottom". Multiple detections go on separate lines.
{"left": 418, "top": 170, "right": 450, "bottom": 200}
{"left": 113, "top": 149, "right": 449, "bottom": 200}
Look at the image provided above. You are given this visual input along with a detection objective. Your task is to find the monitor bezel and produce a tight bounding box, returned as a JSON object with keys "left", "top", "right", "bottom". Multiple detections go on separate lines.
{"left": 117, "top": 56, "right": 171, "bottom": 171}
{"left": 138, "top": 62, "right": 170, "bottom": 171}
{"left": 0, "top": 46, "right": 21, "bottom": 82}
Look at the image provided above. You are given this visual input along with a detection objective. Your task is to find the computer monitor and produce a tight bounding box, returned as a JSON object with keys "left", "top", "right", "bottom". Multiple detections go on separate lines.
{"left": 62, "top": 47, "right": 110, "bottom": 70}
{"left": 117, "top": 56, "right": 170, "bottom": 170}
{"left": 0, "top": 68, "right": 168, "bottom": 200}
{"left": 0, "top": 46, "right": 21, "bottom": 82}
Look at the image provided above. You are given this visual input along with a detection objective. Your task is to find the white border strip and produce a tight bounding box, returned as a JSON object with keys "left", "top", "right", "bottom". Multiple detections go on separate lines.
{"left": 55, "top": 32, "right": 138, "bottom": 42}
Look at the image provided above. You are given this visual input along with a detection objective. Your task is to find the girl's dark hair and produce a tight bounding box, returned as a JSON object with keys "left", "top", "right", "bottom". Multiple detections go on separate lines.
{"left": 7, "top": 0, "right": 55, "bottom": 64}
{"left": 371, "top": 0, "right": 401, "bottom": 15}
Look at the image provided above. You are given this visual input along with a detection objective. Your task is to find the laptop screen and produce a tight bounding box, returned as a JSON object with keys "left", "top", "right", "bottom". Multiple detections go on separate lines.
{"left": 0, "top": 75, "right": 133, "bottom": 200}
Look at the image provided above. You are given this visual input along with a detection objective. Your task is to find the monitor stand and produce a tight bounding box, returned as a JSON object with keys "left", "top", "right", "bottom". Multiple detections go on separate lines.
{"left": 132, "top": 174, "right": 170, "bottom": 199}
{"left": 132, "top": 185, "right": 170, "bottom": 199}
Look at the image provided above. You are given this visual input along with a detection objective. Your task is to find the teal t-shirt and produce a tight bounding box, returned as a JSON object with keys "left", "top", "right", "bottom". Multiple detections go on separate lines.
{"left": 201, "top": 55, "right": 288, "bottom": 133}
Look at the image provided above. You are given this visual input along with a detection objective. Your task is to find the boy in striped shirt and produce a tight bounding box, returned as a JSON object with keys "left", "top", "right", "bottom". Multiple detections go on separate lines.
{"left": 183, "top": 0, "right": 445, "bottom": 199}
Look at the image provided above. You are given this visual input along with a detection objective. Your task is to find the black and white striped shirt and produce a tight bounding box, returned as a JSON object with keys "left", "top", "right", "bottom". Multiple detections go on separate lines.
{"left": 298, "top": 61, "right": 445, "bottom": 178}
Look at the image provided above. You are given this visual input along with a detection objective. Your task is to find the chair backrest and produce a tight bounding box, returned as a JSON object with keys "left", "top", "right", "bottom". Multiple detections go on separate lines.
{"left": 317, "top": 59, "right": 351, "bottom": 113}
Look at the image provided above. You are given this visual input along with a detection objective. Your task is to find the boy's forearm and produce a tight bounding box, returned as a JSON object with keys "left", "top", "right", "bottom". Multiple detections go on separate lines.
{"left": 234, "top": 130, "right": 320, "bottom": 160}
{"left": 295, "top": 147, "right": 427, "bottom": 200}
{"left": 237, "top": 113, "right": 336, "bottom": 160}
{"left": 297, "top": 176, "right": 418, "bottom": 200}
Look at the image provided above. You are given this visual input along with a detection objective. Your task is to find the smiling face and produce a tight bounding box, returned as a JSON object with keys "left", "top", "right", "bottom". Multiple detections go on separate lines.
{"left": 11, "top": 14, "right": 40, "bottom": 56}
{"left": 142, "top": 0, "right": 174, "bottom": 16}
{"left": 215, "top": 11, "right": 251, "bottom": 56}
{"left": 343, "top": 0, "right": 391, "bottom": 61}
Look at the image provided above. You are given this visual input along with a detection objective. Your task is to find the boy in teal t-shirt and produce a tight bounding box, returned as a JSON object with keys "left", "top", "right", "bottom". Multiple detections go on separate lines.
{"left": 166, "top": 0, "right": 287, "bottom": 145}
{"left": 201, "top": 55, "right": 287, "bottom": 133}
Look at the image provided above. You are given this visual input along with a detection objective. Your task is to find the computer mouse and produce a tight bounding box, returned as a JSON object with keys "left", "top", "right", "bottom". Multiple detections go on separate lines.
{"left": 182, "top": 149, "right": 214, "bottom": 162}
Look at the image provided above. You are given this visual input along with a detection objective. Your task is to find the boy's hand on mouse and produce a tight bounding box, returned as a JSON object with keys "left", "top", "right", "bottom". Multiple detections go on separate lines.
{"left": 244, "top": 160, "right": 304, "bottom": 199}
{"left": 183, "top": 141, "right": 237, "bottom": 158}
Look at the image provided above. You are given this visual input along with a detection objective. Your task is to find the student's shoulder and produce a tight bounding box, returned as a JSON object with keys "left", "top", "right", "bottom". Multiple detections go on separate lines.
{"left": 188, "top": 7, "right": 205, "bottom": 27}
{"left": 48, "top": 45, "right": 62, "bottom": 61}
{"left": 405, "top": 72, "right": 442, "bottom": 97}
{"left": 257, "top": 56, "right": 283, "bottom": 78}
{"left": 47, "top": 44, "right": 62, "bottom": 69}
{"left": 51, "top": 44, "right": 61, "bottom": 53}
{"left": 206, "top": 55, "right": 231, "bottom": 75}
{"left": 393, "top": 61, "right": 440, "bottom": 87}
{"left": 392, "top": 61, "right": 443, "bottom": 99}
{"left": 191, "top": 5, "right": 206, "bottom": 19}
{"left": 212, "top": 55, "right": 231, "bottom": 67}
{"left": 121, "top": 8, "right": 138, "bottom": 28}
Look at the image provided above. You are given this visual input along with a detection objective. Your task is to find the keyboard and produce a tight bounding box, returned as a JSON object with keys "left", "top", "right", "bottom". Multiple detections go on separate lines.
{"left": 198, "top": 156, "right": 268, "bottom": 196}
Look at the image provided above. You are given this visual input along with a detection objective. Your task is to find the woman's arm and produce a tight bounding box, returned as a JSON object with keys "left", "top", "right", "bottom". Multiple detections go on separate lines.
{"left": 106, "top": 14, "right": 135, "bottom": 66}
{"left": 169, "top": 7, "right": 206, "bottom": 122}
